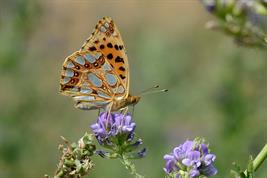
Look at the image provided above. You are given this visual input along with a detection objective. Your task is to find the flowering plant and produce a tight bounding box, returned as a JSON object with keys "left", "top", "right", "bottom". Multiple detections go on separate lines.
{"left": 200, "top": 0, "right": 267, "bottom": 48}
{"left": 164, "top": 138, "right": 217, "bottom": 178}
{"left": 91, "top": 112, "right": 146, "bottom": 177}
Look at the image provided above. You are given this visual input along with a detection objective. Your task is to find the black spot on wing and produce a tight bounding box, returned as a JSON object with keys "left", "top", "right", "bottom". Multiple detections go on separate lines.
{"left": 115, "top": 56, "right": 124, "bottom": 63}
{"left": 114, "top": 44, "right": 119, "bottom": 50}
{"left": 119, "top": 74, "right": 126, "bottom": 79}
{"left": 89, "top": 46, "right": 97, "bottom": 51}
{"left": 107, "top": 43, "right": 113, "bottom": 48}
{"left": 119, "top": 66, "right": 125, "bottom": 71}
{"left": 107, "top": 53, "right": 113, "bottom": 60}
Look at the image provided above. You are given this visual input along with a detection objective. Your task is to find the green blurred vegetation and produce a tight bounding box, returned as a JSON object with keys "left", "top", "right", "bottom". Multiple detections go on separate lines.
{"left": 0, "top": 1, "right": 266, "bottom": 178}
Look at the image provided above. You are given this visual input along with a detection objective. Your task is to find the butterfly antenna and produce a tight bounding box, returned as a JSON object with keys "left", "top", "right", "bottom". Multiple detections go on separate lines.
{"left": 140, "top": 89, "right": 168, "bottom": 96}
{"left": 138, "top": 85, "right": 159, "bottom": 95}
{"left": 138, "top": 85, "right": 168, "bottom": 96}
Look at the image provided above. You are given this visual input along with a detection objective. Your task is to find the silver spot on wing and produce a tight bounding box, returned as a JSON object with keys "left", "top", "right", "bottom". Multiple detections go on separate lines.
{"left": 105, "top": 73, "right": 117, "bottom": 86}
{"left": 75, "top": 56, "right": 85, "bottom": 65}
{"left": 84, "top": 54, "right": 96, "bottom": 63}
{"left": 66, "top": 61, "right": 75, "bottom": 68}
{"left": 73, "top": 95, "right": 95, "bottom": 102}
{"left": 64, "top": 69, "right": 74, "bottom": 77}
{"left": 97, "top": 91, "right": 111, "bottom": 99}
{"left": 87, "top": 73, "right": 102, "bottom": 87}
{"left": 63, "top": 77, "right": 71, "bottom": 84}
{"left": 80, "top": 87, "right": 93, "bottom": 94}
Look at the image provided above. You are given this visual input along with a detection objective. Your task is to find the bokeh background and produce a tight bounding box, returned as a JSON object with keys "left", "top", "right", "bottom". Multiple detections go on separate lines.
{"left": 1, "top": 0, "right": 267, "bottom": 178}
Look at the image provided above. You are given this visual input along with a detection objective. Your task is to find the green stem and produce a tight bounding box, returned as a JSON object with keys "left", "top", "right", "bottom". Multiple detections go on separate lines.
{"left": 244, "top": 144, "right": 267, "bottom": 176}
{"left": 253, "top": 144, "right": 267, "bottom": 172}
{"left": 120, "top": 154, "right": 144, "bottom": 178}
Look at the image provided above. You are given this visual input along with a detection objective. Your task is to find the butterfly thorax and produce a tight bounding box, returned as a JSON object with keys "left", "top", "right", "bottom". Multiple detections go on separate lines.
{"left": 111, "top": 95, "right": 141, "bottom": 111}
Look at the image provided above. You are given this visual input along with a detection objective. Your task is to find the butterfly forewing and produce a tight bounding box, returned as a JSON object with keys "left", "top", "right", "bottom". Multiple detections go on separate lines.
{"left": 80, "top": 17, "right": 129, "bottom": 97}
{"left": 60, "top": 17, "right": 130, "bottom": 110}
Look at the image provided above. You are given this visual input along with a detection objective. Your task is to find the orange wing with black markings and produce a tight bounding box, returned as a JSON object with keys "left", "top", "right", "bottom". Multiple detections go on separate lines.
{"left": 59, "top": 17, "right": 131, "bottom": 110}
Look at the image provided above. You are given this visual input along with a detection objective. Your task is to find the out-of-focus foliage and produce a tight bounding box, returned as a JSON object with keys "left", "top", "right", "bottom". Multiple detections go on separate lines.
{"left": 201, "top": 0, "right": 267, "bottom": 48}
{"left": 0, "top": 1, "right": 267, "bottom": 178}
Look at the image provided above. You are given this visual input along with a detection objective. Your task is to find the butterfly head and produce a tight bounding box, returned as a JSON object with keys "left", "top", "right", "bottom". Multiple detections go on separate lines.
{"left": 127, "top": 95, "right": 141, "bottom": 106}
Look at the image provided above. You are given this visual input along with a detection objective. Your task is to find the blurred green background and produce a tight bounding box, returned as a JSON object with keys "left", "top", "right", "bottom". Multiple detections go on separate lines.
{"left": 0, "top": 0, "right": 267, "bottom": 178}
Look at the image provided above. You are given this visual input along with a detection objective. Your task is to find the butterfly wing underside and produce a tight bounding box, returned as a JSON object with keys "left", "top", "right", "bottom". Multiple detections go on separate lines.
{"left": 60, "top": 17, "right": 130, "bottom": 110}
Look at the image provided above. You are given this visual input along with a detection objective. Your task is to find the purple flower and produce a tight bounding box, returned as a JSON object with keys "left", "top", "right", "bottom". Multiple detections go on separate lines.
{"left": 163, "top": 154, "right": 178, "bottom": 174}
{"left": 182, "top": 151, "right": 201, "bottom": 168}
{"left": 200, "top": 0, "right": 216, "bottom": 12}
{"left": 163, "top": 138, "right": 217, "bottom": 178}
{"left": 91, "top": 112, "right": 146, "bottom": 160}
{"left": 91, "top": 112, "right": 136, "bottom": 145}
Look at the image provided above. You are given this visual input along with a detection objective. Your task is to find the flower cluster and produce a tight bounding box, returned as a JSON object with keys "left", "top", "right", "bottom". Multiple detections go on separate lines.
{"left": 164, "top": 139, "right": 217, "bottom": 178}
{"left": 200, "top": 0, "right": 267, "bottom": 48}
{"left": 201, "top": 0, "right": 267, "bottom": 15}
{"left": 45, "top": 133, "right": 96, "bottom": 178}
{"left": 91, "top": 112, "right": 146, "bottom": 159}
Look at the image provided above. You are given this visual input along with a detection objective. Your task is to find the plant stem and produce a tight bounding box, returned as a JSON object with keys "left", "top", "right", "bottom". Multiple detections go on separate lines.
{"left": 253, "top": 144, "right": 267, "bottom": 172}
{"left": 244, "top": 144, "right": 267, "bottom": 176}
{"left": 120, "top": 154, "right": 144, "bottom": 178}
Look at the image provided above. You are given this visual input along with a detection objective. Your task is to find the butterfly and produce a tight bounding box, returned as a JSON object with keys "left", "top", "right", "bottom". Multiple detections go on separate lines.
{"left": 59, "top": 17, "right": 140, "bottom": 112}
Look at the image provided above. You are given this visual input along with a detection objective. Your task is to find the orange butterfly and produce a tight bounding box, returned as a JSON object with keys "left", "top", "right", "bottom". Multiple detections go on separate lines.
{"left": 59, "top": 17, "right": 140, "bottom": 112}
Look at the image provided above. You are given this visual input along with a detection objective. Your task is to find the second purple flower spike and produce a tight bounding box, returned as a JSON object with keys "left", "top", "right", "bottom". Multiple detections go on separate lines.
{"left": 163, "top": 138, "right": 217, "bottom": 178}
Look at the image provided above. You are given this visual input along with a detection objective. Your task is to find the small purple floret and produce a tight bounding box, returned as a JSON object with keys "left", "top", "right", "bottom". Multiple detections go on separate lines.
{"left": 200, "top": 0, "right": 216, "bottom": 12}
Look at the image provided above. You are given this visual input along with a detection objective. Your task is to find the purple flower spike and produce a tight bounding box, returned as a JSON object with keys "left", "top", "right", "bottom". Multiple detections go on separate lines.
{"left": 91, "top": 112, "right": 136, "bottom": 145}
{"left": 163, "top": 138, "right": 217, "bottom": 178}
{"left": 91, "top": 112, "right": 146, "bottom": 160}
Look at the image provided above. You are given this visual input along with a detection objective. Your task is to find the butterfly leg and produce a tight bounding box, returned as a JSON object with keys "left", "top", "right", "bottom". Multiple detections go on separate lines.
{"left": 132, "top": 105, "right": 135, "bottom": 118}
{"left": 104, "top": 102, "right": 113, "bottom": 128}
{"left": 121, "top": 107, "right": 129, "bottom": 119}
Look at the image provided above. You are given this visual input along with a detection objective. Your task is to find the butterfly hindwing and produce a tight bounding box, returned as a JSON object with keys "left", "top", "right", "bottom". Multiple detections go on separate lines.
{"left": 60, "top": 50, "right": 127, "bottom": 110}
{"left": 60, "top": 17, "right": 131, "bottom": 110}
